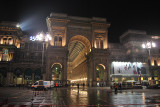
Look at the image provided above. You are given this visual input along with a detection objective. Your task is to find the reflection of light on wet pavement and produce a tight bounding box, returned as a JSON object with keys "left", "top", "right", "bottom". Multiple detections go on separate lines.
{"left": 1, "top": 88, "right": 160, "bottom": 106}
{"left": 70, "top": 89, "right": 88, "bottom": 105}
{"left": 142, "top": 93, "right": 145, "bottom": 103}
{"left": 71, "top": 89, "right": 88, "bottom": 96}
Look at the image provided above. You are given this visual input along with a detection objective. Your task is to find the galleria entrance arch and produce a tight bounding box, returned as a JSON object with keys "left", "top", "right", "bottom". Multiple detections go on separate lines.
{"left": 68, "top": 35, "right": 91, "bottom": 85}
{"left": 45, "top": 12, "right": 110, "bottom": 86}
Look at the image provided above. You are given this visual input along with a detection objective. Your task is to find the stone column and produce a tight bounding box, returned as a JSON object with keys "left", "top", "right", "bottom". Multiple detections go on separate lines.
{"left": 63, "top": 59, "right": 68, "bottom": 85}
{"left": 107, "top": 62, "right": 111, "bottom": 87}
{"left": 93, "top": 59, "right": 97, "bottom": 87}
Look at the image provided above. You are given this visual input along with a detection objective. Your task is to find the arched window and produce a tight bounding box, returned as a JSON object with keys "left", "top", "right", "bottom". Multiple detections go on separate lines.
{"left": 8, "top": 38, "right": 13, "bottom": 45}
{"left": 51, "top": 63, "right": 62, "bottom": 80}
{"left": 2, "top": 48, "right": 9, "bottom": 61}
{"left": 54, "top": 35, "right": 62, "bottom": 46}
{"left": 3, "top": 38, "right": 7, "bottom": 44}
{"left": 96, "top": 36, "right": 103, "bottom": 49}
{"left": 96, "top": 64, "right": 105, "bottom": 81}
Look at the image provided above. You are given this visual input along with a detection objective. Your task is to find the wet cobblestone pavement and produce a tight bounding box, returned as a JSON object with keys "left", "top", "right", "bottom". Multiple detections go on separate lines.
{"left": 0, "top": 87, "right": 160, "bottom": 106}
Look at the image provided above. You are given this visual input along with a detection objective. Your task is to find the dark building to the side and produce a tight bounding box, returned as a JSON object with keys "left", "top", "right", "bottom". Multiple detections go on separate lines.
{"left": 0, "top": 13, "right": 160, "bottom": 87}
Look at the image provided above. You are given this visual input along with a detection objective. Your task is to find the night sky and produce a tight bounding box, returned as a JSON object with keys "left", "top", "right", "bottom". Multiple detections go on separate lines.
{"left": 0, "top": 0, "right": 160, "bottom": 43}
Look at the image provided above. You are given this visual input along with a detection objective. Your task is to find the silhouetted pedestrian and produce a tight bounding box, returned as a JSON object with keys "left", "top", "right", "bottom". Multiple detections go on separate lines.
{"left": 77, "top": 83, "right": 79, "bottom": 90}
{"left": 114, "top": 83, "right": 118, "bottom": 93}
{"left": 82, "top": 83, "right": 85, "bottom": 87}
{"left": 119, "top": 83, "right": 121, "bottom": 90}
{"left": 18, "top": 84, "right": 21, "bottom": 89}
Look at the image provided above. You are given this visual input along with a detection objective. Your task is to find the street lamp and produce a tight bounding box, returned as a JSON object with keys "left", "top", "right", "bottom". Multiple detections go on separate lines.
{"left": 142, "top": 41, "right": 156, "bottom": 64}
{"left": 30, "top": 31, "right": 52, "bottom": 78}
{"left": 142, "top": 41, "right": 156, "bottom": 80}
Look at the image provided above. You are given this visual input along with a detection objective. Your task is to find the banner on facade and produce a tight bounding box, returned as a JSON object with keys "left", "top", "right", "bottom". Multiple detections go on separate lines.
{"left": 111, "top": 62, "right": 148, "bottom": 75}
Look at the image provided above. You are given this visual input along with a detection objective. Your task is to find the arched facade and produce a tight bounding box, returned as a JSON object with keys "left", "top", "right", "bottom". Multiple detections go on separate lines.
{"left": 46, "top": 13, "right": 110, "bottom": 86}
{"left": 1, "top": 16, "right": 160, "bottom": 87}
{"left": 0, "top": 14, "right": 110, "bottom": 87}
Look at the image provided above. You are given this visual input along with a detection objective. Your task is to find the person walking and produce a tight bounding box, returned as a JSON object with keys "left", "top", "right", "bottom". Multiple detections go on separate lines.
{"left": 77, "top": 83, "right": 79, "bottom": 90}
{"left": 82, "top": 83, "right": 85, "bottom": 87}
{"left": 114, "top": 83, "right": 118, "bottom": 93}
{"left": 119, "top": 83, "right": 122, "bottom": 90}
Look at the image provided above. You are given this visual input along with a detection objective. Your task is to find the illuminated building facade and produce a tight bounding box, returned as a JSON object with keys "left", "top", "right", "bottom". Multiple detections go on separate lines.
{"left": 109, "top": 30, "right": 160, "bottom": 84}
{"left": 46, "top": 13, "right": 110, "bottom": 87}
{"left": 0, "top": 13, "right": 110, "bottom": 87}
{"left": 0, "top": 14, "right": 160, "bottom": 87}
{"left": 0, "top": 21, "right": 44, "bottom": 86}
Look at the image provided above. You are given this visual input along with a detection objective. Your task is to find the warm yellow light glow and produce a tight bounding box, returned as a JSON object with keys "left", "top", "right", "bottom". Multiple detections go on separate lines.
{"left": 148, "top": 77, "right": 152, "bottom": 81}
{"left": 141, "top": 77, "right": 143, "bottom": 81}
{"left": 71, "top": 89, "right": 87, "bottom": 95}
{"left": 156, "top": 81, "right": 159, "bottom": 84}
{"left": 0, "top": 54, "right": 2, "bottom": 61}
{"left": 122, "top": 77, "right": 126, "bottom": 81}
{"left": 0, "top": 39, "right": 3, "bottom": 44}
{"left": 51, "top": 63, "right": 62, "bottom": 68}
{"left": 114, "top": 78, "right": 118, "bottom": 82}
{"left": 142, "top": 93, "right": 145, "bottom": 102}
{"left": 98, "top": 64, "right": 106, "bottom": 69}
{"left": 151, "top": 61, "right": 154, "bottom": 66}
{"left": 17, "top": 43, "right": 20, "bottom": 48}
{"left": 71, "top": 78, "right": 87, "bottom": 83}
{"left": 154, "top": 77, "right": 158, "bottom": 80}
{"left": 94, "top": 42, "right": 97, "bottom": 48}
{"left": 9, "top": 41, "right": 13, "bottom": 45}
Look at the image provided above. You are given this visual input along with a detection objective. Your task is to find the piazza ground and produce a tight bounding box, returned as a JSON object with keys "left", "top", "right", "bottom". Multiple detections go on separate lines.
{"left": 0, "top": 87, "right": 160, "bottom": 107}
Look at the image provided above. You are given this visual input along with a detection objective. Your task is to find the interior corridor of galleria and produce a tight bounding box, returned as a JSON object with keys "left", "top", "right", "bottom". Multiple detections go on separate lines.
{"left": 0, "top": 12, "right": 160, "bottom": 87}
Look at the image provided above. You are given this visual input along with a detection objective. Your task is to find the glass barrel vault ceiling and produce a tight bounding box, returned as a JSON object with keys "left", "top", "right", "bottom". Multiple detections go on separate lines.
{"left": 68, "top": 41, "right": 85, "bottom": 62}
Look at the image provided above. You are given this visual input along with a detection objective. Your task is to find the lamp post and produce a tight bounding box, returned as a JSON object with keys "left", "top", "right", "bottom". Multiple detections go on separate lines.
{"left": 139, "top": 74, "right": 141, "bottom": 84}
{"left": 30, "top": 32, "right": 52, "bottom": 80}
{"left": 142, "top": 41, "right": 156, "bottom": 80}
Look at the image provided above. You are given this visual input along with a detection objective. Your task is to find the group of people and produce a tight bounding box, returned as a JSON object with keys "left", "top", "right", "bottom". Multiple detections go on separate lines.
{"left": 77, "top": 83, "right": 85, "bottom": 89}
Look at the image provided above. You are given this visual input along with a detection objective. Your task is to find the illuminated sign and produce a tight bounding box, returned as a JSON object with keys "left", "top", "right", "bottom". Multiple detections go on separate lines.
{"left": 111, "top": 62, "right": 148, "bottom": 75}
{"left": 30, "top": 36, "right": 38, "bottom": 41}
{"left": 30, "top": 33, "right": 52, "bottom": 41}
